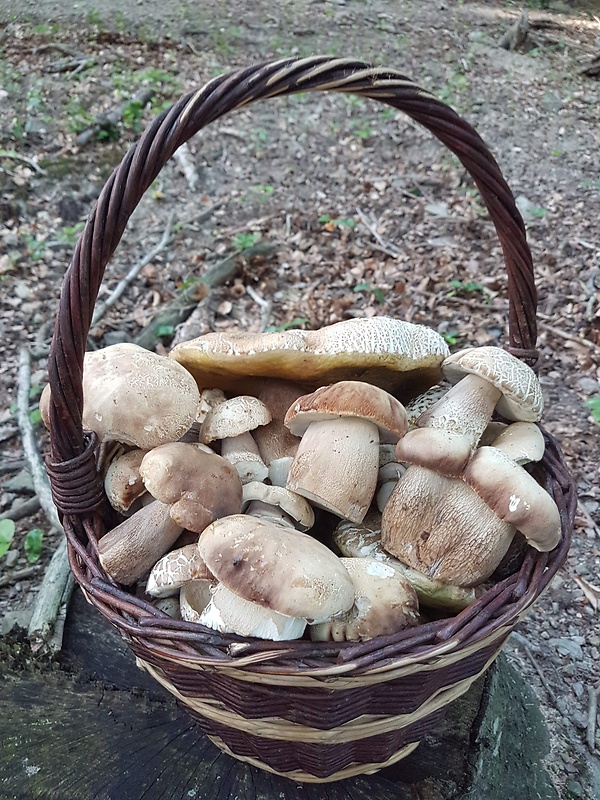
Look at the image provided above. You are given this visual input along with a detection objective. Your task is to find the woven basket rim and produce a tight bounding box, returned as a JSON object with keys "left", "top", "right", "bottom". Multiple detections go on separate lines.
{"left": 45, "top": 55, "right": 576, "bottom": 678}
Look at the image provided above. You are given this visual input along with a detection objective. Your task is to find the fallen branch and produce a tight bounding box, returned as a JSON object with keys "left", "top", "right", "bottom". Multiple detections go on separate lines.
{"left": 246, "top": 285, "right": 272, "bottom": 331}
{"left": 538, "top": 321, "right": 600, "bottom": 355}
{"left": 356, "top": 207, "right": 403, "bottom": 258}
{"left": 587, "top": 682, "right": 599, "bottom": 752}
{"left": 0, "top": 566, "right": 40, "bottom": 589}
{"left": 44, "top": 56, "right": 97, "bottom": 75}
{"left": 0, "top": 496, "right": 41, "bottom": 522}
{"left": 0, "top": 459, "right": 25, "bottom": 475}
{"left": 92, "top": 211, "right": 175, "bottom": 328}
{"left": 76, "top": 88, "right": 154, "bottom": 147}
{"left": 28, "top": 537, "right": 74, "bottom": 654}
{"left": 0, "top": 150, "right": 46, "bottom": 175}
{"left": 17, "top": 347, "right": 73, "bottom": 654}
{"left": 499, "top": 8, "right": 529, "bottom": 51}
{"left": 174, "top": 143, "right": 199, "bottom": 190}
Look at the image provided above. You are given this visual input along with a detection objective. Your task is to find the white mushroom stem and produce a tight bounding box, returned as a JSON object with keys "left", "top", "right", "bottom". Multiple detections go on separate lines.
{"left": 376, "top": 462, "right": 407, "bottom": 513}
{"left": 268, "top": 456, "right": 294, "bottom": 488}
{"left": 220, "top": 431, "right": 269, "bottom": 484}
{"left": 286, "top": 417, "right": 379, "bottom": 523}
{"left": 241, "top": 482, "right": 315, "bottom": 531}
{"left": 245, "top": 500, "right": 295, "bottom": 529}
{"left": 98, "top": 501, "right": 183, "bottom": 585}
{"left": 198, "top": 584, "right": 307, "bottom": 640}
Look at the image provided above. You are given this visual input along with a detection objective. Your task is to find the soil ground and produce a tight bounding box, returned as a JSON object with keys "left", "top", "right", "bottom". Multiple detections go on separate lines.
{"left": 0, "top": 1, "right": 599, "bottom": 798}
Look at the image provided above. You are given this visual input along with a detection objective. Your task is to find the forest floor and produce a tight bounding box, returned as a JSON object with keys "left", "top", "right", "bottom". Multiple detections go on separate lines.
{"left": 0, "top": 1, "right": 599, "bottom": 797}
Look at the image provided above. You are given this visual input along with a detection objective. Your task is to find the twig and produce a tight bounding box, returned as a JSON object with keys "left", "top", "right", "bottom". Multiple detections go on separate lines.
{"left": 32, "top": 43, "right": 83, "bottom": 57}
{"left": 246, "top": 285, "right": 272, "bottom": 331}
{"left": 91, "top": 211, "right": 175, "bottom": 328}
{"left": 587, "top": 682, "right": 599, "bottom": 752}
{"left": 575, "top": 501, "right": 600, "bottom": 538}
{"left": 76, "top": 88, "right": 154, "bottom": 146}
{"left": 499, "top": 8, "right": 529, "bottom": 51}
{"left": 173, "top": 143, "right": 199, "bottom": 191}
{"left": 0, "top": 566, "right": 40, "bottom": 589}
{"left": 356, "top": 207, "right": 403, "bottom": 258}
{"left": 27, "top": 537, "right": 74, "bottom": 653}
{"left": 0, "top": 459, "right": 25, "bottom": 475}
{"left": 0, "top": 150, "right": 46, "bottom": 175}
{"left": 0, "top": 496, "right": 41, "bottom": 522}
{"left": 524, "top": 645, "right": 557, "bottom": 705}
{"left": 217, "top": 126, "right": 247, "bottom": 141}
{"left": 538, "top": 321, "right": 600, "bottom": 354}
{"left": 47, "top": 572, "right": 76, "bottom": 654}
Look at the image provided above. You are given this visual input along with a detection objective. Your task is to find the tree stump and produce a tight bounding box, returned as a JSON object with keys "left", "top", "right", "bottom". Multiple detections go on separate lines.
{"left": 0, "top": 588, "right": 558, "bottom": 800}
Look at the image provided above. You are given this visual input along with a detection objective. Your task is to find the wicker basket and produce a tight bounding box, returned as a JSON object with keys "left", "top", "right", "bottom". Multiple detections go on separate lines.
{"left": 45, "top": 57, "right": 576, "bottom": 784}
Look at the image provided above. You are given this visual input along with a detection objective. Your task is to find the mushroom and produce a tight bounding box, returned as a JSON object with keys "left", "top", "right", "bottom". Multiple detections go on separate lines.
{"left": 242, "top": 482, "right": 315, "bottom": 531}
{"left": 194, "top": 583, "right": 307, "bottom": 641}
{"left": 179, "top": 388, "right": 227, "bottom": 443}
{"left": 198, "top": 515, "right": 355, "bottom": 622}
{"left": 41, "top": 343, "right": 199, "bottom": 450}
{"left": 483, "top": 420, "right": 544, "bottom": 464}
{"left": 333, "top": 513, "right": 485, "bottom": 610}
{"left": 180, "top": 580, "right": 215, "bottom": 623}
{"left": 404, "top": 385, "right": 448, "bottom": 429}
{"left": 104, "top": 449, "right": 147, "bottom": 513}
{"left": 253, "top": 379, "right": 305, "bottom": 486}
{"left": 376, "top": 461, "right": 407, "bottom": 512}
{"left": 169, "top": 316, "right": 450, "bottom": 396}
{"left": 201, "top": 395, "right": 271, "bottom": 484}
{"left": 396, "top": 346, "right": 543, "bottom": 476}
{"left": 139, "top": 442, "right": 243, "bottom": 534}
{"left": 146, "top": 543, "right": 213, "bottom": 598}
{"left": 284, "top": 381, "right": 408, "bottom": 523}
{"left": 98, "top": 500, "right": 183, "bottom": 585}
{"left": 310, "top": 557, "right": 419, "bottom": 642}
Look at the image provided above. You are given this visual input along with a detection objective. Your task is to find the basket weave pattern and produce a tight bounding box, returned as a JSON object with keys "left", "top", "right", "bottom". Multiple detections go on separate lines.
{"left": 45, "top": 57, "right": 576, "bottom": 783}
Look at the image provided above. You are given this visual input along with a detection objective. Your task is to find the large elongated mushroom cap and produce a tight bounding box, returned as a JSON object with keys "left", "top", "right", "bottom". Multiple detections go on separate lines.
{"left": 442, "top": 346, "right": 543, "bottom": 422}
{"left": 41, "top": 343, "right": 199, "bottom": 449}
{"left": 284, "top": 381, "right": 408, "bottom": 440}
{"left": 198, "top": 515, "right": 355, "bottom": 621}
{"left": 169, "top": 316, "right": 449, "bottom": 395}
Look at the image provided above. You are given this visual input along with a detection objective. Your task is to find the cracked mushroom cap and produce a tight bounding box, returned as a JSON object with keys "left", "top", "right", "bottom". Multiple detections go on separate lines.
{"left": 139, "top": 442, "right": 243, "bottom": 533}
{"left": 310, "top": 558, "right": 419, "bottom": 642}
{"left": 284, "top": 381, "right": 408, "bottom": 440}
{"left": 41, "top": 343, "right": 199, "bottom": 449}
{"left": 169, "top": 316, "right": 450, "bottom": 395}
{"left": 200, "top": 395, "right": 272, "bottom": 443}
{"left": 198, "top": 515, "right": 355, "bottom": 621}
{"left": 442, "top": 346, "right": 543, "bottom": 422}
{"left": 146, "top": 543, "right": 213, "bottom": 598}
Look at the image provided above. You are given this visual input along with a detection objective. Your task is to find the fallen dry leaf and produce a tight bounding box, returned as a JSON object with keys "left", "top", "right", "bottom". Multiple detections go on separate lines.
{"left": 573, "top": 575, "right": 600, "bottom": 612}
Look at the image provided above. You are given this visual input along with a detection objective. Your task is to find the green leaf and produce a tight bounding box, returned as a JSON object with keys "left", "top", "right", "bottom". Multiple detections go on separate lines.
{"left": 0, "top": 519, "right": 15, "bottom": 558}
{"left": 318, "top": 214, "right": 331, "bottom": 223}
{"left": 24, "top": 528, "right": 43, "bottom": 563}
{"left": 29, "top": 408, "right": 42, "bottom": 426}
{"left": 353, "top": 282, "right": 371, "bottom": 293}
{"left": 154, "top": 325, "right": 175, "bottom": 338}
{"left": 586, "top": 397, "right": 600, "bottom": 422}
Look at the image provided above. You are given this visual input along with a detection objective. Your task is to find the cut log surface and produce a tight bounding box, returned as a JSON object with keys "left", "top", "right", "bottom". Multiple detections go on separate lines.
{"left": 0, "top": 588, "right": 558, "bottom": 800}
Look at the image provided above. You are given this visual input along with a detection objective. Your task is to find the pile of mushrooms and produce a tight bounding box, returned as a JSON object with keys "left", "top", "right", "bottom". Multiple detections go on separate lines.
{"left": 41, "top": 318, "right": 562, "bottom": 643}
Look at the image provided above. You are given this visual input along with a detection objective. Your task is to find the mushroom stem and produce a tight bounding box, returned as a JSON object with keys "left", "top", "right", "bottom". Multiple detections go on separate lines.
{"left": 286, "top": 417, "right": 379, "bottom": 523}
{"left": 220, "top": 431, "right": 269, "bottom": 484}
{"left": 245, "top": 500, "right": 295, "bottom": 529}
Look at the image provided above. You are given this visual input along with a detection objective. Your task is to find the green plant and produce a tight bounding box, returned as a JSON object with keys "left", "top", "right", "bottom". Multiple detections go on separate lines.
{"left": 265, "top": 317, "right": 309, "bottom": 333}
{"left": 250, "top": 184, "right": 274, "bottom": 201}
{"left": 234, "top": 232, "right": 261, "bottom": 251}
{"left": 318, "top": 215, "right": 356, "bottom": 229}
{"left": 22, "top": 233, "right": 47, "bottom": 261}
{"left": 353, "top": 282, "right": 385, "bottom": 304}
{"left": 0, "top": 519, "right": 15, "bottom": 558}
{"left": 24, "top": 528, "right": 43, "bottom": 563}
{"left": 446, "top": 280, "right": 490, "bottom": 302}
{"left": 581, "top": 180, "right": 600, "bottom": 191}
{"left": 442, "top": 331, "right": 460, "bottom": 346}
{"left": 586, "top": 397, "right": 600, "bottom": 422}
{"left": 56, "top": 222, "right": 85, "bottom": 245}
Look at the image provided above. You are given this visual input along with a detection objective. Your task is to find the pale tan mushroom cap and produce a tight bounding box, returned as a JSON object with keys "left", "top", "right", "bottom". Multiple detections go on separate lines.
{"left": 198, "top": 515, "right": 355, "bottom": 621}
{"left": 442, "top": 346, "right": 543, "bottom": 422}
{"left": 488, "top": 421, "right": 545, "bottom": 464}
{"left": 42, "top": 343, "right": 200, "bottom": 449}
{"left": 169, "top": 316, "right": 449, "bottom": 394}
{"left": 405, "top": 385, "right": 448, "bottom": 429}
{"left": 242, "top": 482, "right": 315, "bottom": 531}
{"left": 310, "top": 558, "right": 419, "bottom": 642}
{"left": 201, "top": 396, "right": 271, "bottom": 443}
{"left": 104, "top": 448, "right": 146, "bottom": 513}
{"left": 139, "top": 442, "right": 243, "bottom": 532}
{"left": 284, "top": 381, "right": 408, "bottom": 439}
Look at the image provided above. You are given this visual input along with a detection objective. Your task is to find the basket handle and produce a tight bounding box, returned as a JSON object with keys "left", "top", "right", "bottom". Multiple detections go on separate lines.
{"left": 47, "top": 56, "right": 537, "bottom": 476}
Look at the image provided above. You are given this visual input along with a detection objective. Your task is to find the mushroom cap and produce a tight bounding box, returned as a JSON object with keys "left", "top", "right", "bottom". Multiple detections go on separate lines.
{"left": 310, "top": 557, "right": 419, "bottom": 642}
{"left": 146, "top": 543, "right": 212, "bottom": 598}
{"left": 442, "top": 346, "right": 543, "bottom": 422}
{"left": 139, "top": 442, "right": 243, "bottom": 533}
{"left": 284, "top": 381, "right": 408, "bottom": 440}
{"left": 381, "top": 466, "right": 516, "bottom": 587}
{"left": 488, "top": 421, "right": 545, "bottom": 464}
{"left": 242, "top": 482, "right": 315, "bottom": 531}
{"left": 104, "top": 448, "right": 146, "bottom": 513}
{"left": 169, "top": 316, "right": 449, "bottom": 395}
{"left": 197, "top": 583, "right": 307, "bottom": 640}
{"left": 180, "top": 579, "right": 215, "bottom": 623}
{"left": 42, "top": 343, "right": 200, "bottom": 449}
{"left": 198, "top": 515, "right": 355, "bottom": 621}
{"left": 333, "top": 513, "right": 484, "bottom": 610}
{"left": 394, "top": 428, "right": 474, "bottom": 477}
{"left": 463, "top": 447, "right": 561, "bottom": 551}
{"left": 201, "top": 396, "right": 271, "bottom": 443}
{"left": 405, "top": 385, "right": 448, "bottom": 429}
{"left": 253, "top": 379, "right": 304, "bottom": 465}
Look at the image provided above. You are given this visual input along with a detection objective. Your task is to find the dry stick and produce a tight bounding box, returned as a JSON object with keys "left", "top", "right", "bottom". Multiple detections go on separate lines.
{"left": 538, "top": 321, "right": 600, "bottom": 354}
{"left": 174, "top": 143, "right": 199, "bottom": 191}
{"left": 91, "top": 210, "right": 175, "bottom": 328}
{"left": 246, "top": 285, "right": 272, "bottom": 331}
{"left": 0, "top": 150, "right": 46, "bottom": 175}
{"left": 0, "top": 459, "right": 25, "bottom": 475}
{"left": 499, "top": 8, "right": 530, "bottom": 51}
{"left": 0, "top": 566, "right": 40, "bottom": 589}
{"left": 356, "top": 207, "right": 403, "bottom": 257}
{"left": 76, "top": 87, "right": 154, "bottom": 147}
{"left": 17, "top": 347, "right": 72, "bottom": 654}
{"left": 587, "top": 682, "right": 599, "bottom": 752}
{"left": 0, "top": 497, "right": 41, "bottom": 522}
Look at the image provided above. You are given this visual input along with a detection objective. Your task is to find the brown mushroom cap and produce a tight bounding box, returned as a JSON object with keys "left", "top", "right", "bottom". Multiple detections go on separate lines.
{"left": 442, "top": 346, "right": 543, "bottom": 422}
{"left": 488, "top": 421, "right": 545, "bottom": 464}
{"left": 104, "top": 448, "right": 146, "bottom": 513}
{"left": 169, "top": 316, "right": 449, "bottom": 395}
{"left": 198, "top": 515, "right": 355, "bottom": 621}
{"left": 139, "top": 442, "right": 243, "bottom": 533}
{"left": 284, "top": 381, "right": 408, "bottom": 440}
{"left": 41, "top": 343, "right": 200, "bottom": 449}
{"left": 253, "top": 379, "right": 304, "bottom": 481}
